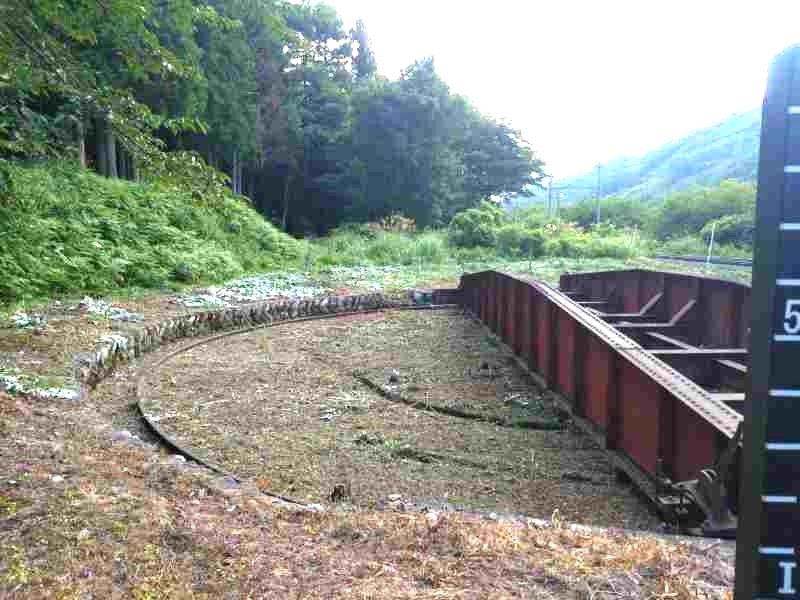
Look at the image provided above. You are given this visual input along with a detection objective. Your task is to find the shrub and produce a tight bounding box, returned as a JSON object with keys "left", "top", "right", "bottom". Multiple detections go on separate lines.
{"left": 171, "top": 263, "right": 195, "bottom": 283}
{"left": 701, "top": 213, "right": 754, "bottom": 248}
{"left": 539, "top": 223, "right": 587, "bottom": 257}
{"left": 652, "top": 180, "right": 755, "bottom": 240}
{"left": 562, "top": 196, "right": 653, "bottom": 230}
{"left": 658, "top": 236, "right": 749, "bottom": 258}
{"left": 581, "top": 235, "right": 642, "bottom": 259}
{"left": 365, "top": 232, "right": 414, "bottom": 265}
{"left": 378, "top": 213, "right": 417, "bottom": 233}
{"left": 536, "top": 222, "right": 649, "bottom": 260}
{"left": 413, "top": 232, "right": 448, "bottom": 264}
{"left": 495, "top": 224, "right": 545, "bottom": 258}
{"left": 330, "top": 222, "right": 377, "bottom": 240}
{"left": 448, "top": 201, "right": 507, "bottom": 248}
{"left": 312, "top": 231, "right": 369, "bottom": 266}
{"left": 452, "top": 245, "right": 497, "bottom": 264}
{"left": 509, "top": 204, "right": 551, "bottom": 228}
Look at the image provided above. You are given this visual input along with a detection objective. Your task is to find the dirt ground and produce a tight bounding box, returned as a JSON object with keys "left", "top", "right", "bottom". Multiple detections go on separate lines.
{"left": 141, "top": 309, "right": 660, "bottom": 530}
{"left": 0, "top": 307, "right": 737, "bottom": 598}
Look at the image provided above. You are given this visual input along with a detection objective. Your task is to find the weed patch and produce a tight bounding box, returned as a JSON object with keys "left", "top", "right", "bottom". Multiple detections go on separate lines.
{"left": 0, "top": 161, "right": 302, "bottom": 303}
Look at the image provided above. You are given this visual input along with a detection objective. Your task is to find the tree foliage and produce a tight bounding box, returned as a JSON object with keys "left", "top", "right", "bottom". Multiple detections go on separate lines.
{"left": 652, "top": 180, "right": 755, "bottom": 241}
{"left": 2, "top": 0, "right": 546, "bottom": 233}
{"left": 561, "top": 196, "right": 654, "bottom": 230}
{"left": 447, "top": 200, "right": 507, "bottom": 248}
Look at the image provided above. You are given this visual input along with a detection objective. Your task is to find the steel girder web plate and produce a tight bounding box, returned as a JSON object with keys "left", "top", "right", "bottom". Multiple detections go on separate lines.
{"left": 504, "top": 272, "right": 742, "bottom": 440}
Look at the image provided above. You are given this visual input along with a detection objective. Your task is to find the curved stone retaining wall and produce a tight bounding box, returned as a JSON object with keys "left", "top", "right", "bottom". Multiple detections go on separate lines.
{"left": 75, "top": 292, "right": 403, "bottom": 386}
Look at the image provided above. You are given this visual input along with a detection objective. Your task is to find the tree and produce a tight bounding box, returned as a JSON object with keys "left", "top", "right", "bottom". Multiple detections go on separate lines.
{"left": 653, "top": 180, "right": 755, "bottom": 240}
{"left": 347, "top": 59, "right": 544, "bottom": 228}
{"left": 462, "top": 116, "right": 545, "bottom": 203}
{"left": 1, "top": 0, "right": 547, "bottom": 235}
{"left": 350, "top": 20, "right": 377, "bottom": 80}
{"left": 0, "top": 0, "right": 229, "bottom": 196}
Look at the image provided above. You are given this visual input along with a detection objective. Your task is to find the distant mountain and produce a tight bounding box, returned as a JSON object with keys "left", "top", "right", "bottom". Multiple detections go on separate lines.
{"left": 510, "top": 109, "right": 761, "bottom": 209}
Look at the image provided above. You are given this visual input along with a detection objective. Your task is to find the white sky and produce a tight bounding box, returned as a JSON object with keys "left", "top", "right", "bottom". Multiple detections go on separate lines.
{"left": 329, "top": 0, "right": 800, "bottom": 178}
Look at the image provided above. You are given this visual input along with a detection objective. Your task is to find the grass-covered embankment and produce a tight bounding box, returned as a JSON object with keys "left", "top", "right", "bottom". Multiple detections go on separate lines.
{"left": 0, "top": 161, "right": 303, "bottom": 303}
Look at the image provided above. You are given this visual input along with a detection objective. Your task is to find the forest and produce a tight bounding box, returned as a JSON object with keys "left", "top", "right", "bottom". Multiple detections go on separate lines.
{"left": 0, "top": 0, "right": 760, "bottom": 305}
{"left": 0, "top": 0, "right": 545, "bottom": 234}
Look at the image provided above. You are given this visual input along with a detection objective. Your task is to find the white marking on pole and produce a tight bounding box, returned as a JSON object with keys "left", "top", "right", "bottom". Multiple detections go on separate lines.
{"left": 775, "top": 335, "right": 800, "bottom": 342}
{"left": 780, "top": 223, "right": 800, "bottom": 230}
{"left": 787, "top": 166, "right": 800, "bottom": 174}
{"left": 760, "top": 547, "right": 795, "bottom": 556}
{"left": 780, "top": 561, "right": 798, "bottom": 595}
{"left": 767, "top": 443, "right": 800, "bottom": 451}
{"left": 770, "top": 390, "right": 800, "bottom": 398}
{"left": 790, "top": 106, "right": 800, "bottom": 114}
{"left": 778, "top": 279, "right": 800, "bottom": 286}
{"left": 763, "top": 495, "right": 799, "bottom": 503}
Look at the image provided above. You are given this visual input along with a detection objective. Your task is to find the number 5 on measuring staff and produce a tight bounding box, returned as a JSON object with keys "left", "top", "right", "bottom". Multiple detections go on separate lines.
{"left": 785, "top": 300, "right": 800, "bottom": 334}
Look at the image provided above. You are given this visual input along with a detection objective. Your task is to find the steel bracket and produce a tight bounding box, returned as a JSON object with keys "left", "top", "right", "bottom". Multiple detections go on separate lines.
{"left": 678, "top": 423, "right": 743, "bottom": 538}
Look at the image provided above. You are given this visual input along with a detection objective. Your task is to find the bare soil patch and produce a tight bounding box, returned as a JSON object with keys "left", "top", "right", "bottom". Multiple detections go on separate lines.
{"left": 143, "top": 310, "right": 660, "bottom": 530}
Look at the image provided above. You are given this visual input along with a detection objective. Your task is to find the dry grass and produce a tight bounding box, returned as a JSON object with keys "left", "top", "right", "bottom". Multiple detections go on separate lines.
{"left": 140, "top": 310, "right": 658, "bottom": 529}
{"left": 0, "top": 267, "right": 740, "bottom": 599}
{"left": 0, "top": 383, "right": 734, "bottom": 598}
{"left": 0, "top": 293, "right": 205, "bottom": 387}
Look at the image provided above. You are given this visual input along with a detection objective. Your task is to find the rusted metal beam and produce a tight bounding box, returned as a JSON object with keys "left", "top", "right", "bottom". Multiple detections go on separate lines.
{"left": 458, "top": 269, "right": 747, "bottom": 536}
{"left": 644, "top": 332, "right": 693, "bottom": 349}
{"left": 601, "top": 292, "right": 664, "bottom": 323}
{"left": 649, "top": 349, "right": 749, "bottom": 359}
{"left": 712, "top": 392, "right": 746, "bottom": 406}
{"left": 642, "top": 333, "right": 749, "bottom": 383}
{"left": 614, "top": 323, "right": 679, "bottom": 333}
{"left": 614, "top": 300, "right": 696, "bottom": 334}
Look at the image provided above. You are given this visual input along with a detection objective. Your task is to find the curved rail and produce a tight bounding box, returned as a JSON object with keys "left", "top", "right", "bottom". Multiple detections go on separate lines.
{"left": 135, "top": 304, "right": 459, "bottom": 508}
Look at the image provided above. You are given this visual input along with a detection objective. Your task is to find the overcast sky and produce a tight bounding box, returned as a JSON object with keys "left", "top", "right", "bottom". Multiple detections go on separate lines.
{"left": 328, "top": 0, "right": 800, "bottom": 178}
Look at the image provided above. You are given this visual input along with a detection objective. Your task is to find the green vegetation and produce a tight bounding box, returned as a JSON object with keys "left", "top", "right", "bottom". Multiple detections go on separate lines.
{"left": 2, "top": 0, "right": 544, "bottom": 234}
{"left": 0, "top": 157, "right": 755, "bottom": 305}
{"left": 0, "top": 160, "right": 302, "bottom": 302}
{"left": 557, "top": 180, "right": 755, "bottom": 258}
{"left": 540, "top": 109, "right": 759, "bottom": 204}
{"left": 0, "top": 1, "right": 758, "bottom": 306}
{"left": 446, "top": 201, "right": 647, "bottom": 260}
{"left": 560, "top": 197, "right": 653, "bottom": 231}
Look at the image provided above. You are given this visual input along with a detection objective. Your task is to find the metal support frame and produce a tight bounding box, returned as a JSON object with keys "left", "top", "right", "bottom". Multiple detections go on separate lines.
{"left": 458, "top": 269, "right": 750, "bottom": 536}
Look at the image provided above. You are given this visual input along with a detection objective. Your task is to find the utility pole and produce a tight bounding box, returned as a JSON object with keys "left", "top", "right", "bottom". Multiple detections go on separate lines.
{"left": 547, "top": 176, "right": 553, "bottom": 216}
{"left": 595, "top": 164, "right": 602, "bottom": 225}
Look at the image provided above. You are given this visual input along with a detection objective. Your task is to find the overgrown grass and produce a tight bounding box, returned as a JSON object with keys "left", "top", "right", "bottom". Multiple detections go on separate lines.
{"left": 0, "top": 160, "right": 752, "bottom": 309}
{"left": 657, "top": 235, "right": 751, "bottom": 258}
{"left": 0, "top": 161, "right": 304, "bottom": 303}
{"left": 311, "top": 231, "right": 449, "bottom": 268}
{"left": 310, "top": 224, "right": 651, "bottom": 271}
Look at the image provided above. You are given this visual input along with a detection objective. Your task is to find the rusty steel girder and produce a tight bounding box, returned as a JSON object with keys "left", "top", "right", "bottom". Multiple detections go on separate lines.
{"left": 452, "top": 269, "right": 750, "bottom": 537}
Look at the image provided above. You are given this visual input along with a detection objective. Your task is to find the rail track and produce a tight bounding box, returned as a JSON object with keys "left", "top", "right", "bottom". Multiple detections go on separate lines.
{"left": 135, "top": 269, "right": 750, "bottom": 537}
{"left": 453, "top": 268, "right": 749, "bottom": 537}
{"left": 653, "top": 254, "right": 752, "bottom": 268}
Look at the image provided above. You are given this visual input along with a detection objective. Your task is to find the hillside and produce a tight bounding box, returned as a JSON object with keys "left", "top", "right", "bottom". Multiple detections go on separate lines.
{"left": 510, "top": 109, "right": 760, "bottom": 208}
{"left": 0, "top": 161, "right": 303, "bottom": 303}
